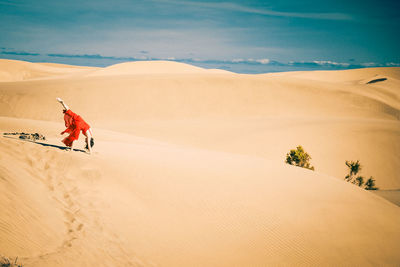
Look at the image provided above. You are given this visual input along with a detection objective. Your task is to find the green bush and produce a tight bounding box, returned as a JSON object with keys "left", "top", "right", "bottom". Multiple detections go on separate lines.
{"left": 0, "top": 256, "right": 22, "bottom": 267}
{"left": 365, "top": 177, "right": 378, "bottom": 190}
{"left": 344, "top": 160, "right": 378, "bottom": 190}
{"left": 285, "top": 146, "right": 315, "bottom": 171}
{"left": 354, "top": 176, "right": 364, "bottom": 187}
{"left": 345, "top": 160, "right": 361, "bottom": 178}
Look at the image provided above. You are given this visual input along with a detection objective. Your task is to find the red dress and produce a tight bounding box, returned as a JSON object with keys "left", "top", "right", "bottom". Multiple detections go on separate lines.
{"left": 62, "top": 109, "right": 90, "bottom": 147}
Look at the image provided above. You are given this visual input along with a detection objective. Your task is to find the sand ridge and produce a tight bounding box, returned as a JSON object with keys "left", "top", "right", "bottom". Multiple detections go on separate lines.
{"left": 0, "top": 59, "right": 98, "bottom": 82}
{"left": 87, "top": 60, "right": 232, "bottom": 76}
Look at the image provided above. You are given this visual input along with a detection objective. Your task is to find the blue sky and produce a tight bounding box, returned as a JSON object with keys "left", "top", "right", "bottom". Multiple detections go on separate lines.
{"left": 0, "top": 0, "right": 399, "bottom": 73}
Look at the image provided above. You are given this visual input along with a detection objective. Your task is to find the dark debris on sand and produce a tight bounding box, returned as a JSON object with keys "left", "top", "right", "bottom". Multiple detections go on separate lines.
{"left": 3, "top": 132, "right": 46, "bottom": 142}
{"left": 0, "top": 256, "right": 23, "bottom": 267}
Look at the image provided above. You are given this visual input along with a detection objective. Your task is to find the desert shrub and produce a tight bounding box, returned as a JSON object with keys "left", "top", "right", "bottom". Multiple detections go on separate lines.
{"left": 344, "top": 160, "right": 378, "bottom": 190}
{"left": 365, "top": 177, "right": 378, "bottom": 190}
{"left": 345, "top": 160, "right": 361, "bottom": 177}
{"left": 354, "top": 176, "right": 364, "bottom": 187}
{"left": 285, "top": 146, "right": 314, "bottom": 171}
{"left": 0, "top": 256, "right": 22, "bottom": 267}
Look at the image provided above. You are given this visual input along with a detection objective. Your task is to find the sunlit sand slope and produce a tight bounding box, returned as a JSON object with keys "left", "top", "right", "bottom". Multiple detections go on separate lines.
{"left": 0, "top": 118, "right": 399, "bottom": 266}
{"left": 0, "top": 60, "right": 399, "bottom": 266}
{"left": 0, "top": 60, "right": 398, "bottom": 188}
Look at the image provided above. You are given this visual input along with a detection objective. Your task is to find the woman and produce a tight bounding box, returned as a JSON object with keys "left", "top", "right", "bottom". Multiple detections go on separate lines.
{"left": 57, "top": 97, "right": 94, "bottom": 154}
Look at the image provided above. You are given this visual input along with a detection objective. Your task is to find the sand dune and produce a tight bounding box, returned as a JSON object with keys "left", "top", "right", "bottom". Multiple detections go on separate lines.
{"left": 0, "top": 59, "right": 98, "bottom": 82}
{"left": 287, "top": 67, "right": 400, "bottom": 83}
{"left": 88, "top": 60, "right": 231, "bottom": 76}
{"left": 0, "top": 59, "right": 399, "bottom": 266}
{"left": 0, "top": 61, "right": 398, "bottom": 188}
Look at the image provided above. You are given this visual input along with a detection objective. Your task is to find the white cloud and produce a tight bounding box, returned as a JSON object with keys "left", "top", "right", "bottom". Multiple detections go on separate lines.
{"left": 231, "top": 58, "right": 245, "bottom": 63}
{"left": 154, "top": 0, "right": 353, "bottom": 21}
{"left": 229, "top": 58, "right": 270, "bottom": 64}
{"left": 287, "top": 60, "right": 352, "bottom": 67}
{"left": 360, "top": 62, "right": 379, "bottom": 67}
{"left": 313, "top": 60, "right": 350, "bottom": 67}
{"left": 385, "top": 62, "right": 400, "bottom": 67}
{"left": 256, "top": 58, "right": 270, "bottom": 64}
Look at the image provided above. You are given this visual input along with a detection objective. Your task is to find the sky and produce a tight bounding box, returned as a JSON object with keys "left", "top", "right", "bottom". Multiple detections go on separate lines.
{"left": 0, "top": 0, "right": 399, "bottom": 73}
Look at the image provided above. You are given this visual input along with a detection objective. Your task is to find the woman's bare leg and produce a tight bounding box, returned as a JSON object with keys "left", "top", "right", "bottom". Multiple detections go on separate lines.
{"left": 69, "top": 142, "right": 74, "bottom": 152}
{"left": 56, "top": 97, "right": 70, "bottom": 111}
{"left": 85, "top": 137, "right": 91, "bottom": 154}
{"left": 85, "top": 129, "right": 93, "bottom": 154}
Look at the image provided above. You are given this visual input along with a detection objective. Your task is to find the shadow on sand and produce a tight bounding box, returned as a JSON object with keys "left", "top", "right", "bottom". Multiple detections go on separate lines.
{"left": 2, "top": 135, "right": 87, "bottom": 153}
